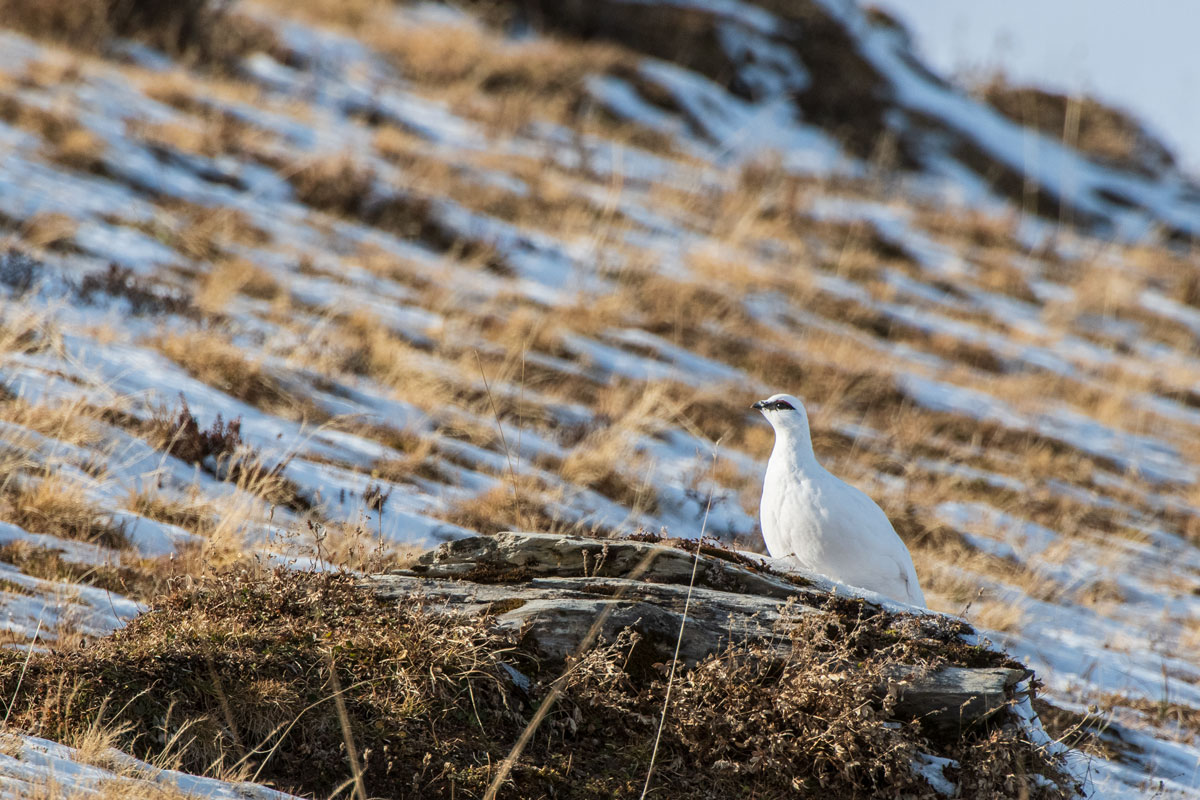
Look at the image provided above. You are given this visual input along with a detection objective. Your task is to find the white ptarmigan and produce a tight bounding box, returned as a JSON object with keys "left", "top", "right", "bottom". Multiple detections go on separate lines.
{"left": 755, "top": 393, "right": 926, "bottom": 607}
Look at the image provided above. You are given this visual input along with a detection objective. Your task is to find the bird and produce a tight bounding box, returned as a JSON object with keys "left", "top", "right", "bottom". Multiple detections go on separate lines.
{"left": 754, "top": 393, "right": 926, "bottom": 607}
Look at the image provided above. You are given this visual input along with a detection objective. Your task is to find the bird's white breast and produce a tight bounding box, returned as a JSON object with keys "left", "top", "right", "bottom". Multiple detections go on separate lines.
{"left": 761, "top": 455, "right": 848, "bottom": 568}
{"left": 759, "top": 447, "right": 925, "bottom": 606}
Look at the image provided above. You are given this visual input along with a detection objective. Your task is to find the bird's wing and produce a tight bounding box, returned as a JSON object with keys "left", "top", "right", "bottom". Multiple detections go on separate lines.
{"left": 824, "top": 479, "right": 925, "bottom": 605}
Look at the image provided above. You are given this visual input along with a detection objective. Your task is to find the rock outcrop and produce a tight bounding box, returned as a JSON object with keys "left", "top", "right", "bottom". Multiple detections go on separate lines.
{"left": 365, "top": 532, "right": 1030, "bottom": 737}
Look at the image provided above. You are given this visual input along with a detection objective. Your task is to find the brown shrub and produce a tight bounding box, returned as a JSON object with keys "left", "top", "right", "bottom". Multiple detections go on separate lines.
{"left": 565, "top": 609, "right": 1069, "bottom": 798}
{"left": 143, "top": 398, "right": 243, "bottom": 465}
{"left": 77, "top": 263, "right": 197, "bottom": 317}
{"left": 141, "top": 400, "right": 311, "bottom": 513}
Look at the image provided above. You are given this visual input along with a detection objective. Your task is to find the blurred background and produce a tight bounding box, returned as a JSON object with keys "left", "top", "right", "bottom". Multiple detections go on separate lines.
{"left": 876, "top": 0, "right": 1200, "bottom": 175}
{"left": 0, "top": 0, "right": 1198, "bottom": 796}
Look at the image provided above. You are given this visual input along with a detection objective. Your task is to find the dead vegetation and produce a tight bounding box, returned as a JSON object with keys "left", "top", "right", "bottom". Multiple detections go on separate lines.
{"left": 0, "top": 0, "right": 1195, "bottom": 793}
{"left": 142, "top": 399, "right": 243, "bottom": 466}
{"left": 77, "top": 263, "right": 197, "bottom": 317}
{"left": 0, "top": 0, "right": 278, "bottom": 70}
{"left": 194, "top": 257, "right": 282, "bottom": 313}
{"left": 0, "top": 540, "right": 168, "bottom": 603}
{"left": 139, "top": 399, "right": 311, "bottom": 514}
{"left": 0, "top": 569, "right": 1076, "bottom": 799}
{"left": 440, "top": 478, "right": 570, "bottom": 537}
{"left": 369, "top": 437, "right": 450, "bottom": 485}
{"left": 287, "top": 155, "right": 509, "bottom": 268}
{"left": 980, "top": 77, "right": 1177, "bottom": 177}
{"left": 372, "top": 19, "right": 644, "bottom": 141}
{"left": 151, "top": 330, "right": 321, "bottom": 422}
{"left": 0, "top": 93, "right": 108, "bottom": 174}
{"left": 126, "top": 488, "right": 216, "bottom": 536}
{"left": 0, "top": 470, "right": 128, "bottom": 550}
{"left": 0, "top": 396, "right": 103, "bottom": 449}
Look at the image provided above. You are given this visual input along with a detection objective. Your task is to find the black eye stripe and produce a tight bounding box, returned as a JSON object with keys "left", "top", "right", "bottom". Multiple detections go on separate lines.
{"left": 770, "top": 400, "right": 794, "bottom": 410}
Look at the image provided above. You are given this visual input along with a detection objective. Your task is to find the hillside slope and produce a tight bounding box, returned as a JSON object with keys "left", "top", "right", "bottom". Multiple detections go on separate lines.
{"left": 0, "top": 0, "right": 1199, "bottom": 796}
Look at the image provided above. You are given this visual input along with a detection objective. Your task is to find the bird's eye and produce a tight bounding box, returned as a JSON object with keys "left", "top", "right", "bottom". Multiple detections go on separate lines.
{"left": 773, "top": 400, "right": 794, "bottom": 410}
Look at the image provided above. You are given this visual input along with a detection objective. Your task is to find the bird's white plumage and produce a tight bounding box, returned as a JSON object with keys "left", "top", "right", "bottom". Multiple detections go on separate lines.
{"left": 756, "top": 393, "right": 926, "bottom": 607}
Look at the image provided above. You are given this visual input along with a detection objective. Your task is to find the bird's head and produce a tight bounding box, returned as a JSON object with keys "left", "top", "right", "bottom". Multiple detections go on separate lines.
{"left": 753, "top": 393, "right": 812, "bottom": 441}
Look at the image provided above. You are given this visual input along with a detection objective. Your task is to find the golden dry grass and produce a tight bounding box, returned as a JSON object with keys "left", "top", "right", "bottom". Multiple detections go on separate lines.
{"left": 440, "top": 477, "right": 568, "bottom": 536}
{"left": 0, "top": 470, "right": 127, "bottom": 549}
{"left": 152, "top": 330, "right": 321, "bottom": 422}
{"left": 0, "top": 94, "right": 107, "bottom": 173}
{"left": 126, "top": 488, "right": 216, "bottom": 537}
{"left": 195, "top": 257, "right": 282, "bottom": 313}
{"left": 19, "top": 212, "right": 79, "bottom": 253}
{"left": 0, "top": 0, "right": 278, "bottom": 69}
{"left": 0, "top": 397, "right": 103, "bottom": 449}
{"left": 372, "top": 22, "right": 632, "bottom": 135}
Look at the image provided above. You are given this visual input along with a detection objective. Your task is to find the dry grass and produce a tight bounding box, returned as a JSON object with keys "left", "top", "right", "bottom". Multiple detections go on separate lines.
{"left": 129, "top": 113, "right": 278, "bottom": 166}
{"left": 157, "top": 202, "right": 273, "bottom": 262}
{"left": 1033, "top": 700, "right": 1131, "bottom": 763}
{"left": 373, "top": 129, "right": 635, "bottom": 239}
{"left": 253, "top": 0, "right": 389, "bottom": 32}
{"left": 0, "top": 0, "right": 1197, "bottom": 793}
{"left": 296, "top": 519, "right": 422, "bottom": 572}
{"left": 195, "top": 257, "right": 282, "bottom": 313}
{"left": 0, "top": 94, "right": 107, "bottom": 174}
{"left": 440, "top": 478, "right": 569, "bottom": 536}
{"left": 0, "top": 470, "right": 128, "bottom": 549}
{"left": 0, "top": 569, "right": 1076, "bottom": 799}
{"left": 0, "top": 397, "right": 104, "bottom": 449}
{"left": 19, "top": 212, "right": 80, "bottom": 253}
{"left": 12, "top": 774, "right": 201, "bottom": 800}
{"left": 126, "top": 488, "right": 216, "bottom": 537}
{"left": 557, "top": 382, "right": 679, "bottom": 514}
{"left": 152, "top": 330, "right": 317, "bottom": 420}
{"left": 286, "top": 155, "right": 496, "bottom": 263}
{"left": 319, "top": 310, "right": 465, "bottom": 409}
{"left": 0, "top": 0, "right": 279, "bottom": 69}
{"left": 0, "top": 540, "right": 171, "bottom": 603}
{"left": 980, "top": 77, "right": 1175, "bottom": 176}
{"left": 369, "top": 436, "right": 450, "bottom": 485}
{"left": 372, "top": 21, "right": 632, "bottom": 136}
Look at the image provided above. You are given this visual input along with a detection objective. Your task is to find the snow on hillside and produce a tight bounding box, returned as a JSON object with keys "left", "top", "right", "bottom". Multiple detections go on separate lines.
{"left": 0, "top": 0, "right": 1198, "bottom": 796}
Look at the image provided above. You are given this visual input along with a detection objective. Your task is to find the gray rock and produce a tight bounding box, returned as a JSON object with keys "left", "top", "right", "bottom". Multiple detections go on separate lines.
{"left": 363, "top": 532, "right": 1027, "bottom": 735}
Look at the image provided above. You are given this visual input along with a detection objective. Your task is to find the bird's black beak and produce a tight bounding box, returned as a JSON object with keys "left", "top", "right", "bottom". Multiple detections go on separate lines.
{"left": 752, "top": 400, "right": 766, "bottom": 410}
